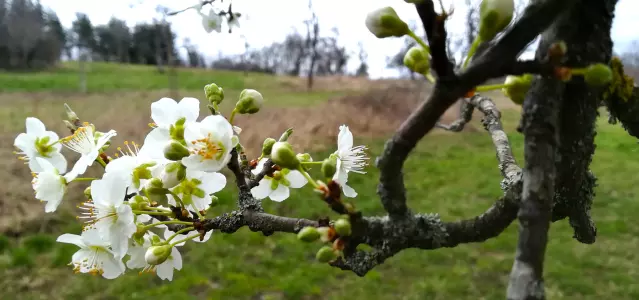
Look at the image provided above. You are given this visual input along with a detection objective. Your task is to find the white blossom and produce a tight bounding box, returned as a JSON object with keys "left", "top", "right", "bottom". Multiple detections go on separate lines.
{"left": 201, "top": 9, "right": 222, "bottom": 33}
{"left": 80, "top": 172, "right": 136, "bottom": 258}
{"left": 169, "top": 168, "right": 226, "bottom": 212}
{"left": 14, "top": 117, "right": 67, "bottom": 173}
{"left": 333, "top": 125, "right": 368, "bottom": 198}
{"left": 31, "top": 157, "right": 78, "bottom": 213}
{"left": 182, "top": 115, "right": 238, "bottom": 172}
{"left": 56, "top": 229, "right": 125, "bottom": 279}
{"left": 105, "top": 141, "right": 156, "bottom": 193}
{"left": 60, "top": 123, "right": 116, "bottom": 176}
{"left": 250, "top": 169, "right": 307, "bottom": 202}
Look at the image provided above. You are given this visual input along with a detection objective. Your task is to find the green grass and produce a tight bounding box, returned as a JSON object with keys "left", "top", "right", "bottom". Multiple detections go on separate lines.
{"left": 3, "top": 110, "right": 639, "bottom": 299}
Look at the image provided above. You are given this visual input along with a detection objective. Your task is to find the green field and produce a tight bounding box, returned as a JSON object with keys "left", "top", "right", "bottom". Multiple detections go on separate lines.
{"left": 1, "top": 63, "right": 638, "bottom": 299}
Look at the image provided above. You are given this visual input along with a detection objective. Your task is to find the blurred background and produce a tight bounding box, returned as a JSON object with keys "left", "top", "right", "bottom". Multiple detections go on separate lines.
{"left": 1, "top": 0, "right": 639, "bottom": 299}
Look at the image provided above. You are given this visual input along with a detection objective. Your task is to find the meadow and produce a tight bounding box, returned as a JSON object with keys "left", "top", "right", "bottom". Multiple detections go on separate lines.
{"left": 1, "top": 62, "right": 638, "bottom": 300}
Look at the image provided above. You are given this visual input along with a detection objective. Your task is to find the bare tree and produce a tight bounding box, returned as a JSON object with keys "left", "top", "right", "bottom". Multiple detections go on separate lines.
{"left": 155, "top": 5, "right": 178, "bottom": 99}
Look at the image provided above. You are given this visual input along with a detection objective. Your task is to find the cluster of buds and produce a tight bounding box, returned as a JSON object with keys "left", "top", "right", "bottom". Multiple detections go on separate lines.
{"left": 297, "top": 215, "right": 353, "bottom": 263}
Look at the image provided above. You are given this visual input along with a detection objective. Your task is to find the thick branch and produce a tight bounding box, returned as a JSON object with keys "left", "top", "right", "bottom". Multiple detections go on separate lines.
{"left": 415, "top": 0, "right": 454, "bottom": 77}
{"left": 377, "top": 0, "right": 574, "bottom": 219}
{"left": 506, "top": 77, "right": 564, "bottom": 299}
{"left": 201, "top": 210, "right": 318, "bottom": 235}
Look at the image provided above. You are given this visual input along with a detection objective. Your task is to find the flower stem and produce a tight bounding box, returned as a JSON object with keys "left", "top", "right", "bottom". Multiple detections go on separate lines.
{"left": 571, "top": 68, "right": 586, "bottom": 75}
{"left": 476, "top": 83, "right": 511, "bottom": 92}
{"left": 170, "top": 233, "right": 202, "bottom": 247}
{"left": 132, "top": 210, "right": 173, "bottom": 216}
{"left": 297, "top": 167, "right": 320, "bottom": 189}
{"left": 96, "top": 156, "right": 107, "bottom": 167}
{"left": 229, "top": 108, "right": 238, "bottom": 125}
{"left": 73, "top": 177, "right": 98, "bottom": 182}
{"left": 462, "top": 36, "right": 482, "bottom": 69}
{"left": 422, "top": 71, "right": 436, "bottom": 83}
{"left": 166, "top": 227, "right": 195, "bottom": 243}
{"left": 407, "top": 30, "right": 430, "bottom": 53}
{"left": 140, "top": 220, "right": 192, "bottom": 231}
{"left": 168, "top": 191, "right": 186, "bottom": 208}
{"left": 301, "top": 161, "right": 323, "bottom": 165}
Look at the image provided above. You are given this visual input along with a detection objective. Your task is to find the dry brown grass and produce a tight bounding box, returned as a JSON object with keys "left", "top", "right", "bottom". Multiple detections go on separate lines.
{"left": 0, "top": 82, "right": 518, "bottom": 234}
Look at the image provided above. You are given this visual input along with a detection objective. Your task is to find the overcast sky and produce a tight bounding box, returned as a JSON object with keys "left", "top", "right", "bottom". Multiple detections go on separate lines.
{"left": 40, "top": 0, "right": 639, "bottom": 79}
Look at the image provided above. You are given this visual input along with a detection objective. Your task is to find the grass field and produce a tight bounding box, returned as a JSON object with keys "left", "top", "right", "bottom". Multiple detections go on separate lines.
{"left": 1, "top": 62, "right": 638, "bottom": 299}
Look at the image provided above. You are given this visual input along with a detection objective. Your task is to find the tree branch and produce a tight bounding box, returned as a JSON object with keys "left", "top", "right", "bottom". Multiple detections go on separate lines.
{"left": 435, "top": 99, "right": 475, "bottom": 132}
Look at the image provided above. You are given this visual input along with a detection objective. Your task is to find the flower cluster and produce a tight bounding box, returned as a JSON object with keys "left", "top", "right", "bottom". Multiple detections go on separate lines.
{"left": 14, "top": 83, "right": 369, "bottom": 280}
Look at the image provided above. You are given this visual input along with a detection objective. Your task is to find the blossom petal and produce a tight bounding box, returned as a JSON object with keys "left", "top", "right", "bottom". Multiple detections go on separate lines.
{"left": 171, "top": 247, "right": 183, "bottom": 270}
{"left": 14, "top": 133, "right": 35, "bottom": 153}
{"left": 56, "top": 233, "right": 85, "bottom": 248}
{"left": 177, "top": 97, "right": 200, "bottom": 123}
{"left": 47, "top": 152, "right": 68, "bottom": 174}
{"left": 25, "top": 117, "right": 46, "bottom": 136}
{"left": 35, "top": 157, "right": 56, "bottom": 173}
{"left": 337, "top": 125, "right": 353, "bottom": 152}
{"left": 342, "top": 183, "right": 358, "bottom": 198}
{"left": 269, "top": 184, "right": 289, "bottom": 202}
{"left": 285, "top": 170, "right": 307, "bottom": 189}
{"left": 99, "top": 251, "right": 126, "bottom": 279}
{"left": 151, "top": 98, "right": 179, "bottom": 127}
{"left": 95, "top": 130, "right": 117, "bottom": 150}
{"left": 199, "top": 172, "right": 226, "bottom": 194}
{"left": 250, "top": 178, "right": 272, "bottom": 199}
{"left": 251, "top": 158, "right": 267, "bottom": 175}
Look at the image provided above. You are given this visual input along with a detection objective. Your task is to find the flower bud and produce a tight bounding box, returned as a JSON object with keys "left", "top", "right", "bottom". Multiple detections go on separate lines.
{"left": 584, "top": 63, "right": 613, "bottom": 87}
{"left": 261, "top": 138, "right": 276, "bottom": 157}
{"left": 84, "top": 186, "right": 92, "bottom": 199}
{"left": 403, "top": 46, "right": 431, "bottom": 74}
{"left": 297, "top": 226, "right": 321, "bottom": 242}
{"left": 209, "top": 195, "right": 219, "bottom": 208}
{"left": 321, "top": 155, "right": 338, "bottom": 179}
{"left": 63, "top": 120, "right": 77, "bottom": 131}
{"left": 548, "top": 41, "right": 567, "bottom": 61}
{"left": 133, "top": 224, "right": 146, "bottom": 241}
{"left": 145, "top": 245, "right": 172, "bottom": 265}
{"left": 164, "top": 141, "right": 190, "bottom": 161}
{"left": 316, "top": 246, "right": 338, "bottom": 263}
{"left": 317, "top": 226, "right": 336, "bottom": 243}
{"left": 297, "top": 153, "right": 313, "bottom": 164}
{"left": 502, "top": 74, "right": 533, "bottom": 105}
{"left": 145, "top": 178, "right": 168, "bottom": 196}
{"left": 64, "top": 103, "right": 79, "bottom": 123}
{"left": 160, "top": 162, "right": 185, "bottom": 189}
{"left": 204, "top": 83, "right": 224, "bottom": 105}
{"left": 270, "top": 142, "right": 300, "bottom": 170}
{"left": 365, "top": 7, "right": 409, "bottom": 39}
{"left": 334, "top": 219, "right": 352, "bottom": 237}
{"left": 235, "top": 89, "right": 263, "bottom": 114}
{"left": 478, "top": 0, "right": 514, "bottom": 42}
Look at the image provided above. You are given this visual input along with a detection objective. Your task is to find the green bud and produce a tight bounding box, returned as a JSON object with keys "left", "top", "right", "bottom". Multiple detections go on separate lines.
{"left": 334, "top": 219, "right": 352, "bottom": 236}
{"left": 145, "top": 245, "right": 172, "bottom": 265}
{"left": 133, "top": 224, "right": 146, "bottom": 240}
{"left": 478, "top": 0, "right": 514, "bottom": 42}
{"left": 204, "top": 83, "right": 224, "bottom": 105}
{"left": 365, "top": 7, "right": 409, "bottom": 39}
{"left": 316, "top": 246, "right": 338, "bottom": 263}
{"left": 63, "top": 120, "right": 76, "bottom": 131}
{"left": 297, "top": 226, "right": 321, "bottom": 242}
{"left": 403, "top": 46, "right": 430, "bottom": 74}
{"left": 83, "top": 186, "right": 92, "bottom": 199}
{"left": 502, "top": 74, "right": 533, "bottom": 105}
{"left": 145, "top": 178, "right": 168, "bottom": 196}
{"left": 160, "top": 161, "right": 185, "bottom": 189}
{"left": 261, "top": 138, "right": 276, "bottom": 157}
{"left": 64, "top": 103, "right": 79, "bottom": 122}
{"left": 270, "top": 142, "right": 300, "bottom": 169}
{"left": 321, "top": 155, "right": 338, "bottom": 179}
{"left": 584, "top": 63, "right": 613, "bottom": 87}
{"left": 164, "top": 141, "right": 190, "bottom": 161}
{"left": 297, "top": 153, "right": 313, "bottom": 164}
{"left": 278, "top": 128, "right": 293, "bottom": 142}
{"left": 235, "top": 89, "right": 264, "bottom": 114}
{"left": 209, "top": 195, "right": 219, "bottom": 208}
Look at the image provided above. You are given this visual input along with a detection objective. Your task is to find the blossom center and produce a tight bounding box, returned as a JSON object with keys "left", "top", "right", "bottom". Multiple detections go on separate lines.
{"left": 190, "top": 133, "right": 224, "bottom": 161}
{"left": 61, "top": 124, "right": 95, "bottom": 155}
{"left": 73, "top": 246, "right": 108, "bottom": 276}
{"left": 34, "top": 136, "right": 55, "bottom": 157}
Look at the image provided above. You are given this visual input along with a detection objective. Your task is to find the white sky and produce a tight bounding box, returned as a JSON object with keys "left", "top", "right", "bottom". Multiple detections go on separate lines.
{"left": 40, "top": 0, "right": 639, "bottom": 79}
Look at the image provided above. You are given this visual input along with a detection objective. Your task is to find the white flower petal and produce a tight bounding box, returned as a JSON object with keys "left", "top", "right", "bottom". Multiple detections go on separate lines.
{"left": 269, "top": 184, "right": 289, "bottom": 202}
{"left": 99, "top": 251, "right": 126, "bottom": 279}
{"left": 199, "top": 172, "right": 226, "bottom": 194}
{"left": 47, "top": 152, "right": 68, "bottom": 174}
{"left": 342, "top": 182, "right": 358, "bottom": 198}
{"left": 251, "top": 158, "right": 267, "bottom": 175}
{"left": 171, "top": 247, "right": 183, "bottom": 270}
{"left": 56, "top": 233, "right": 86, "bottom": 248}
{"left": 151, "top": 98, "right": 179, "bottom": 127}
{"left": 14, "top": 133, "right": 35, "bottom": 153}
{"left": 250, "top": 178, "right": 273, "bottom": 199}
{"left": 177, "top": 97, "right": 200, "bottom": 123}
{"left": 285, "top": 170, "right": 307, "bottom": 189}
{"left": 25, "top": 117, "right": 46, "bottom": 136}
{"left": 337, "top": 125, "right": 353, "bottom": 152}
